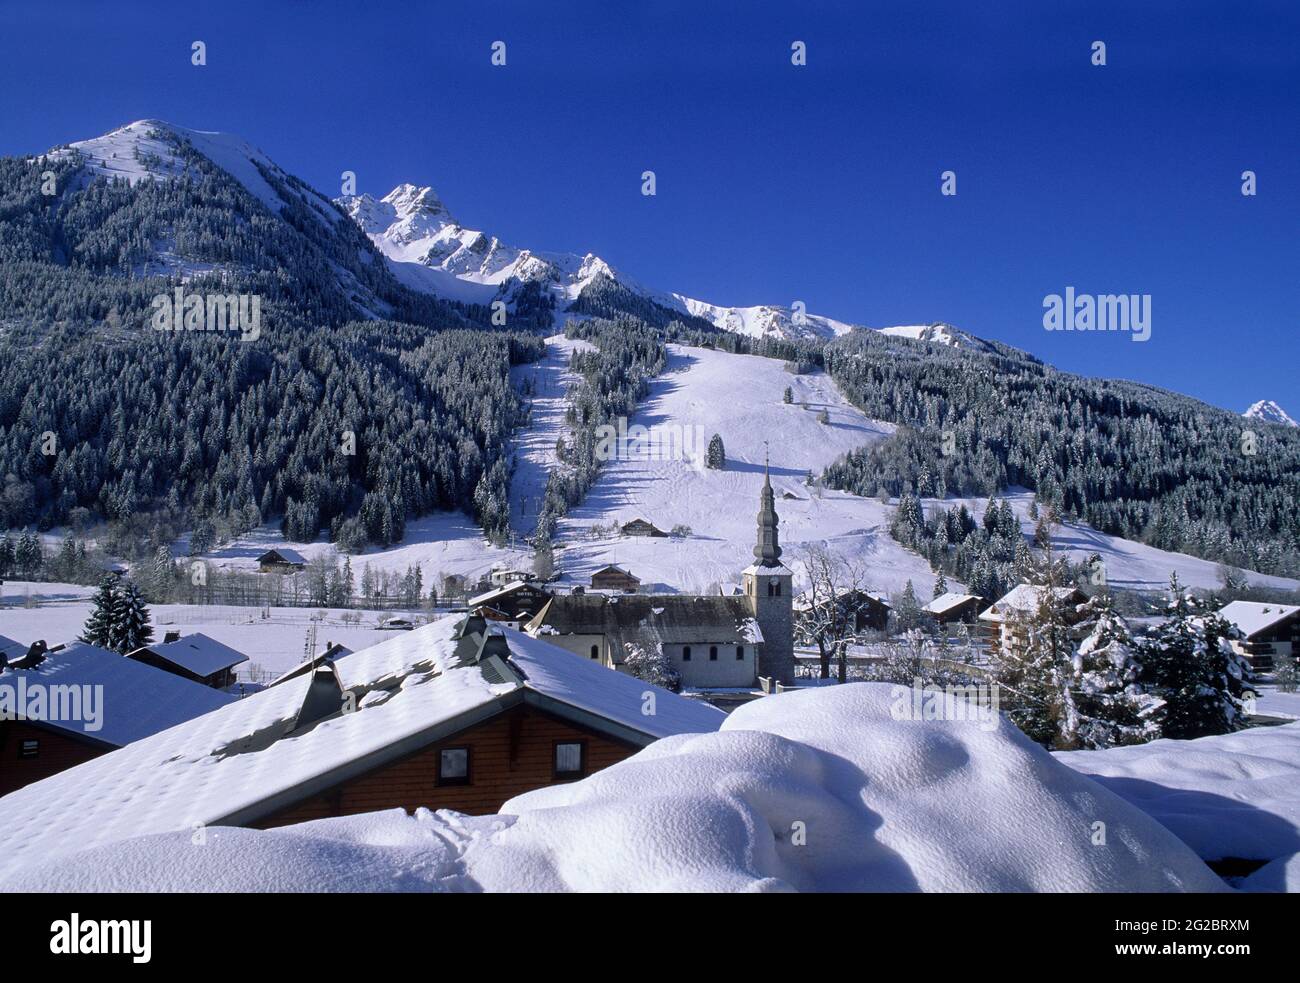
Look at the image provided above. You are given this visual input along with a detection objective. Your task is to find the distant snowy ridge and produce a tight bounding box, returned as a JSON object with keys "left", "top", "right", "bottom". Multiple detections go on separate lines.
{"left": 339, "top": 182, "right": 977, "bottom": 346}
{"left": 1244, "top": 399, "right": 1299, "bottom": 428}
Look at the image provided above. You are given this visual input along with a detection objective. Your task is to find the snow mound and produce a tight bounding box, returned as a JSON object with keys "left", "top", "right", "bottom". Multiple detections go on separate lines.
{"left": 0, "top": 684, "right": 1225, "bottom": 892}
{"left": 1058, "top": 722, "right": 1300, "bottom": 864}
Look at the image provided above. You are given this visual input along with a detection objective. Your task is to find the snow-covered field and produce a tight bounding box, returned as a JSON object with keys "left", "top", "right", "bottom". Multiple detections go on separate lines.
{"left": 0, "top": 581, "right": 430, "bottom": 679}
{"left": 0, "top": 681, "right": 1229, "bottom": 892}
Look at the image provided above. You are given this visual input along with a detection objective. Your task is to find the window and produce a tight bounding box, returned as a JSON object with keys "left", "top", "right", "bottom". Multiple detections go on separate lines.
{"left": 18, "top": 739, "right": 39, "bottom": 759}
{"left": 709, "top": 646, "right": 718, "bottom": 661}
{"left": 736, "top": 645, "right": 745, "bottom": 661}
{"left": 437, "top": 746, "right": 470, "bottom": 786}
{"left": 775, "top": 581, "right": 782, "bottom": 596}
{"left": 767, "top": 581, "right": 775, "bottom": 597}
{"left": 554, "top": 741, "right": 586, "bottom": 779}
{"left": 682, "top": 646, "right": 692, "bottom": 661}
{"left": 590, "top": 644, "right": 599, "bottom": 660}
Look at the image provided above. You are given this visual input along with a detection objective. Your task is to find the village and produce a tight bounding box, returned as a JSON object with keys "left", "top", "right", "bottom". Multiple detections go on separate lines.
{"left": 1, "top": 467, "right": 1297, "bottom": 879}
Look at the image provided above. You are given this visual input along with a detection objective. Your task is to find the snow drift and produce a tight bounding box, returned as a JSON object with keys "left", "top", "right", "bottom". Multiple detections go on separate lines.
{"left": 0, "top": 683, "right": 1226, "bottom": 892}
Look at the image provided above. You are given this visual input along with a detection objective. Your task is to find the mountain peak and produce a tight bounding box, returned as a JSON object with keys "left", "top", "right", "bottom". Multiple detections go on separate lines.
{"left": 1244, "top": 399, "right": 1299, "bottom": 428}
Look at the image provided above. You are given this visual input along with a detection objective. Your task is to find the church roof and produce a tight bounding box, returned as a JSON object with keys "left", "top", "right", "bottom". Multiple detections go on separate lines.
{"left": 527, "top": 594, "right": 763, "bottom": 665}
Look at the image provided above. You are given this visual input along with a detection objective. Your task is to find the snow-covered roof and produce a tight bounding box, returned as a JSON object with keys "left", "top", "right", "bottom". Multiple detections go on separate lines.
{"left": 0, "top": 616, "right": 723, "bottom": 882}
{"left": 0, "top": 633, "right": 29, "bottom": 661}
{"left": 0, "top": 642, "right": 233, "bottom": 747}
{"left": 923, "top": 592, "right": 983, "bottom": 616}
{"left": 132, "top": 632, "right": 248, "bottom": 676}
{"left": 257, "top": 547, "right": 306, "bottom": 565}
{"left": 1214, "top": 601, "right": 1300, "bottom": 639}
{"left": 468, "top": 579, "right": 547, "bottom": 608}
{"left": 979, "top": 584, "right": 1084, "bottom": 621}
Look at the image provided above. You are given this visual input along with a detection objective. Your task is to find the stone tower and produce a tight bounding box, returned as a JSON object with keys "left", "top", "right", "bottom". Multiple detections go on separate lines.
{"left": 743, "top": 456, "right": 794, "bottom": 685}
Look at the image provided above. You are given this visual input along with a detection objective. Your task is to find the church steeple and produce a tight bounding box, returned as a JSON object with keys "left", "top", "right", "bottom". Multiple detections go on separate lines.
{"left": 753, "top": 448, "right": 782, "bottom": 566}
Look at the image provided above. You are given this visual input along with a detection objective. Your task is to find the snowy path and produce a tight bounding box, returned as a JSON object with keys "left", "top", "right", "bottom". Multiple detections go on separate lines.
{"left": 507, "top": 335, "right": 590, "bottom": 537}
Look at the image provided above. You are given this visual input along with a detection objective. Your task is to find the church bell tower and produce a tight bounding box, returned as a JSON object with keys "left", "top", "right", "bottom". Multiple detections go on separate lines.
{"left": 743, "top": 454, "right": 794, "bottom": 685}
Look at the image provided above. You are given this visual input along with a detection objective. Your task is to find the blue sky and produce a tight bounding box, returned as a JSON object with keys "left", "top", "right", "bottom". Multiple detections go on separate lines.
{"left": 2, "top": 0, "right": 1296, "bottom": 413}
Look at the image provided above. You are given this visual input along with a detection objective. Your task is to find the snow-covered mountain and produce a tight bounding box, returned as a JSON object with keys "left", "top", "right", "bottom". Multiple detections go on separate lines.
{"left": 54, "top": 120, "right": 343, "bottom": 228}
{"left": 45, "top": 121, "right": 981, "bottom": 346}
{"left": 340, "top": 182, "right": 959, "bottom": 344}
{"left": 1244, "top": 399, "right": 1299, "bottom": 428}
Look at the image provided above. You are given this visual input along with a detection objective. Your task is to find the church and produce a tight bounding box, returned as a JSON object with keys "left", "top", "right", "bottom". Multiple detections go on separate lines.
{"left": 525, "top": 463, "right": 795, "bottom": 688}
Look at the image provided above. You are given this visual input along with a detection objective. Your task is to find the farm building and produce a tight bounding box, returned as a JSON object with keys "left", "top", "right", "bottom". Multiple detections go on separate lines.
{"left": 590, "top": 564, "right": 641, "bottom": 593}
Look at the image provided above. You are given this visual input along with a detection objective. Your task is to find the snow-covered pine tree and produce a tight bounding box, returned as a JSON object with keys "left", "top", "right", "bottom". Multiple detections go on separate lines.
{"left": 110, "top": 579, "right": 154, "bottom": 654}
{"left": 706, "top": 433, "right": 726, "bottom": 470}
{"left": 932, "top": 572, "right": 948, "bottom": 599}
{"left": 783, "top": 386, "right": 793, "bottom": 404}
{"left": 623, "top": 642, "right": 681, "bottom": 693}
{"left": 80, "top": 575, "right": 119, "bottom": 648}
{"left": 1071, "top": 594, "right": 1162, "bottom": 748}
{"left": 1139, "top": 574, "right": 1249, "bottom": 739}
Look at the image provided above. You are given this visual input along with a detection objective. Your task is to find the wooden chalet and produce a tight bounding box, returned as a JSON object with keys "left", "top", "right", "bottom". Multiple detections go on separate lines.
{"left": 127, "top": 632, "right": 249, "bottom": 688}
{"left": 590, "top": 564, "right": 641, "bottom": 593}
{"left": 256, "top": 548, "right": 307, "bottom": 573}
{"left": 0, "top": 641, "right": 232, "bottom": 797}
{"left": 1214, "top": 601, "right": 1300, "bottom": 670}
{"left": 0, "top": 617, "right": 724, "bottom": 866}
{"left": 620, "top": 518, "right": 667, "bottom": 538}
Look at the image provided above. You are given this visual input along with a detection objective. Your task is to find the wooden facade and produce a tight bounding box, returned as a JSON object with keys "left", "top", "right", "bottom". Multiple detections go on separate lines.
{"left": 620, "top": 518, "right": 666, "bottom": 538}
{"left": 254, "top": 700, "right": 639, "bottom": 827}
{"left": 0, "top": 720, "right": 109, "bottom": 797}
{"left": 590, "top": 565, "right": 641, "bottom": 593}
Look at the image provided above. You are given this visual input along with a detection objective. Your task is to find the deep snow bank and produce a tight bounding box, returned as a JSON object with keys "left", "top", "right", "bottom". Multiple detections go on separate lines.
{"left": 1057, "top": 722, "right": 1300, "bottom": 865}
{"left": 0, "top": 684, "right": 1225, "bottom": 892}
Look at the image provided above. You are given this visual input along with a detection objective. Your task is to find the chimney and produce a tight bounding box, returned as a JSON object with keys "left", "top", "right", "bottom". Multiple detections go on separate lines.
{"left": 163, "top": 630, "right": 181, "bottom": 644}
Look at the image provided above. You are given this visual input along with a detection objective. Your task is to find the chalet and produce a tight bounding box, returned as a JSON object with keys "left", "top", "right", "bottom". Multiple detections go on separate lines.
{"left": 590, "top": 564, "right": 641, "bottom": 593}
{"left": 127, "top": 632, "right": 249, "bottom": 688}
{"left": 0, "top": 641, "right": 232, "bottom": 797}
{"left": 794, "top": 588, "right": 891, "bottom": 633}
{"left": 0, "top": 615, "right": 724, "bottom": 879}
{"left": 978, "top": 584, "right": 1089, "bottom": 656}
{"left": 620, "top": 518, "right": 667, "bottom": 538}
{"left": 527, "top": 464, "right": 796, "bottom": 688}
{"left": 377, "top": 617, "right": 416, "bottom": 631}
{"left": 256, "top": 548, "right": 306, "bottom": 573}
{"left": 468, "top": 580, "right": 554, "bottom": 621}
{"left": 1214, "top": 601, "right": 1300, "bottom": 670}
{"left": 923, "top": 592, "right": 986, "bottom": 626}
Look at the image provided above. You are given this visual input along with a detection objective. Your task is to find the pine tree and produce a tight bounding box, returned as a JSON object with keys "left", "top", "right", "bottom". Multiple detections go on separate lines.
{"left": 893, "top": 580, "right": 925, "bottom": 632}
{"left": 783, "top": 386, "right": 793, "bottom": 404}
{"left": 1071, "top": 594, "right": 1161, "bottom": 748}
{"left": 706, "top": 433, "right": 726, "bottom": 470}
{"left": 1139, "top": 574, "right": 1249, "bottom": 739}
{"left": 80, "top": 575, "right": 120, "bottom": 648}
{"left": 623, "top": 642, "right": 681, "bottom": 693}
{"left": 111, "top": 579, "right": 154, "bottom": 654}
{"left": 932, "top": 572, "right": 948, "bottom": 599}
